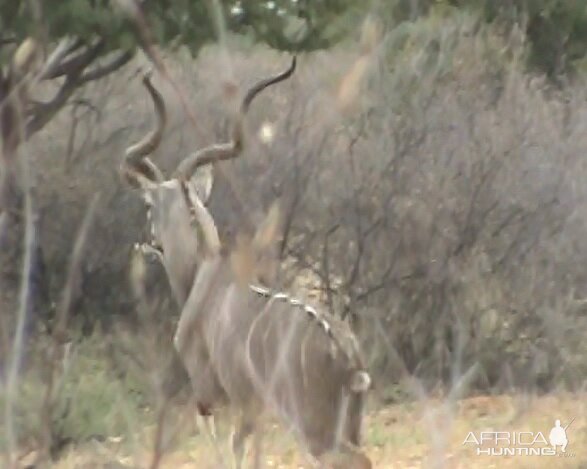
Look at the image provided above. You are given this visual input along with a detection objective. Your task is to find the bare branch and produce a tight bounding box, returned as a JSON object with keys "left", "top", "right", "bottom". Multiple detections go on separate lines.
{"left": 79, "top": 50, "right": 135, "bottom": 83}
{"left": 39, "top": 37, "right": 83, "bottom": 80}
{"left": 24, "top": 40, "right": 112, "bottom": 137}
{"left": 0, "top": 36, "right": 17, "bottom": 47}
{"left": 41, "top": 39, "right": 104, "bottom": 79}
{"left": 25, "top": 76, "right": 79, "bottom": 137}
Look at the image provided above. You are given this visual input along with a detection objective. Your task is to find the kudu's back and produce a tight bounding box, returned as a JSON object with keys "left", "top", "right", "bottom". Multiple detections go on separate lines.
{"left": 192, "top": 256, "right": 371, "bottom": 460}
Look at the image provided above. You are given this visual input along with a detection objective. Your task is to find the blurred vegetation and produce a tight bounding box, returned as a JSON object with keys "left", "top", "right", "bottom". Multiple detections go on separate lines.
{"left": 3, "top": 2, "right": 587, "bottom": 466}
{"left": 0, "top": 0, "right": 362, "bottom": 64}
{"left": 0, "top": 334, "right": 149, "bottom": 457}
{"left": 5, "top": 0, "right": 582, "bottom": 77}
{"left": 15, "top": 13, "right": 585, "bottom": 395}
{"left": 378, "top": 0, "right": 587, "bottom": 78}
{"left": 0, "top": 0, "right": 587, "bottom": 460}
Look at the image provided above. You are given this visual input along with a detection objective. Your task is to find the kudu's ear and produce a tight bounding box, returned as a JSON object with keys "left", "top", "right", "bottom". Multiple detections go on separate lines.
{"left": 190, "top": 164, "right": 214, "bottom": 203}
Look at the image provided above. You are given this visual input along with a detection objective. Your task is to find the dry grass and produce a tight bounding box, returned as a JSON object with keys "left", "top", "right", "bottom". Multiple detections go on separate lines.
{"left": 28, "top": 393, "right": 585, "bottom": 468}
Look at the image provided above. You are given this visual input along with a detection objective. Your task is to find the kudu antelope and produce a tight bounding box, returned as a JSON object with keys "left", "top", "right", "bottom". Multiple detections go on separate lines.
{"left": 121, "top": 59, "right": 296, "bottom": 413}
{"left": 174, "top": 195, "right": 372, "bottom": 468}
{"left": 123, "top": 59, "right": 371, "bottom": 468}
{"left": 171, "top": 149, "right": 371, "bottom": 466}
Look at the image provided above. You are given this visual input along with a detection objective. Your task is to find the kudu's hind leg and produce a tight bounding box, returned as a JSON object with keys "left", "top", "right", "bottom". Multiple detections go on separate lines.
{"left": 195, "top": 401, "right": 217, "bottom": 439}
{"left": 230, "top": 412, "right": 256, "bottom": 469}
{"left": 195, "top": 413, "right": 217, "bottom": 440}
{"left": 193, "top": 404, "right": 228, "bottom": 467}
{"left": 251, "top": 427, "right": 264, "bottom": 469}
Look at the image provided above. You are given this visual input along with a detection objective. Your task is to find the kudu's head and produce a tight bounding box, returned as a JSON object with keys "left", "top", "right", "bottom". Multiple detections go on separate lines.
{"left": 121, "top": 59, "right": 296, "bottom": 304}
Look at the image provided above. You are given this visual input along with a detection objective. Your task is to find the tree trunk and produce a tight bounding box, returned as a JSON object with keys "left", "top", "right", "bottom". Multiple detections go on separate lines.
{"left": 0, "top": 72, "right": 50, "bottom": 359}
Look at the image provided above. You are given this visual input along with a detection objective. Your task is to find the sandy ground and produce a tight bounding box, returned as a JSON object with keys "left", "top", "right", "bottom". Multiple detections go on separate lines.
{"left": 23, "top": 393, "right": 587, "bottom": 468}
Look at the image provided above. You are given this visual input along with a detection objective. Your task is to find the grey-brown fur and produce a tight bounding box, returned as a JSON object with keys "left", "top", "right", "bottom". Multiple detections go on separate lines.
{"left": 173, "top": 199, "right": 372, "bottom": 467}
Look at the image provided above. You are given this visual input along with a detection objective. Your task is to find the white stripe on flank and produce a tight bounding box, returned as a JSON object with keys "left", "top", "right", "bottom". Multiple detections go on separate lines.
{"left": 249, "top": 284, "right": 333, "bottom": 338}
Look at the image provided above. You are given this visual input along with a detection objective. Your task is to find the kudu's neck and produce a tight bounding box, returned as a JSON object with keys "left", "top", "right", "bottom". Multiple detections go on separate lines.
{"left": 149, "top": 182, "right": 205, "bottom": 307}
